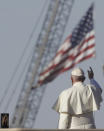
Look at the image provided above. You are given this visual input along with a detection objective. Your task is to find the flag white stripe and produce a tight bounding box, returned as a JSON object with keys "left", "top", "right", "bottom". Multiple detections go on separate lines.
{"left": 42, "top": 30, "right": 95, "bottom": 71}
{"left": 44, "top": 35, "right": 95, "bottom": 72}
{"left": 39, "top": 43, "right": 95, "bottom": 81}
{"left": 64, "top": 45, "right": 95, "bottom": 69}
{"left": 39, "top": 38, "right": 95, "bottom": 81}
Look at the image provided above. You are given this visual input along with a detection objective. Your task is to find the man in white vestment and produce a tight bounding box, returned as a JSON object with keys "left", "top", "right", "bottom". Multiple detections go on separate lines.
{"left": 52, "top": 67, "right": 103, "bottom": 129}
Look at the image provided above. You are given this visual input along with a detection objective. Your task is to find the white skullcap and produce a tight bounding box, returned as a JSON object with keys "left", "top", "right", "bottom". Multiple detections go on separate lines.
{"left": 71, "top": 67, "right": 84, "bottom": 76}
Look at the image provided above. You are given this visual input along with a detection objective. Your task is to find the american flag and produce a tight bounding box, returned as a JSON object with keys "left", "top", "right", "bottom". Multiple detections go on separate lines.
{"left": 38, "top": 4, "right": 95, "bottom": 85}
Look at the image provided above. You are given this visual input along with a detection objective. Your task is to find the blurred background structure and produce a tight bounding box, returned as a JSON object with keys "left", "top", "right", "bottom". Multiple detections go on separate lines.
{"left": 0, "top": 0, "right": 103, "bottom": 129}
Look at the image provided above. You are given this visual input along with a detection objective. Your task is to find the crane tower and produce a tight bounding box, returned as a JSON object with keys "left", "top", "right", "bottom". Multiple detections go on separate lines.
{"left": 11, "top": 0, "right": 74, "bottom": 128}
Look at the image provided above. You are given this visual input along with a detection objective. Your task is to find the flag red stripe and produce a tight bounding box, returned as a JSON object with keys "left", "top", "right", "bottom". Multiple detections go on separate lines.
{"left": 40, "top": 42, "right": 95, "bottom": 76}
{"left": 38, "top": 52, "right": 95, "bottom": 85}
{"left": 55, "top": 35, "right": 94, "bottom": 57}
{"left": 74, "top": 44, "right": 95, "bottom": 58}
{"left": 39, "top": 46, "right": 93, "bottom": 83}
{"left": 42, "top": 35, "right": 94, "bottom": 74}
{"left": 40, "top": 35, "right": 94, "bottom": 75}
{"left": 53, "top": 44, "right": 95, "bottom": 74}
{"left": 38, "top": 45, "right": 95, "bottom": 84}
{"left": 60, "top": 52, "right": 95, "bottom": 73}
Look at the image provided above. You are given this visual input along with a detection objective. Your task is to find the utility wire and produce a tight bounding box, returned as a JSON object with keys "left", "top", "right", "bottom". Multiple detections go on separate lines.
{"left": 4, "top": 46, "right": 34, "bottom": 112}
{"left": 0, "top": 0, "right": 48, "bottom": 110}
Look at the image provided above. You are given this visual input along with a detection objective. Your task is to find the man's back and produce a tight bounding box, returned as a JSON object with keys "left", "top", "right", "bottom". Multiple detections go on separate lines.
{"left": 52, "top": 67, "right": 103, "bottom": 129}
{"left": 55, "top": 81, "right": 102, "bottom": 115}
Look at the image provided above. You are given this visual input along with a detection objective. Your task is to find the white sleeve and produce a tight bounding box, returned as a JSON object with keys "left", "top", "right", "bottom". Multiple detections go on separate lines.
{"left": 90, "top": 79, "right": 102, "bottom": 92}
{"left": 58, "top": 113, "right": 71, "bottom": 129}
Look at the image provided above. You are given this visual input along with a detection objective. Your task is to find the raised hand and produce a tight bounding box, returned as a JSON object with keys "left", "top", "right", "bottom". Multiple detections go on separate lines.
{"left": 87, "top": 67, "right": 94, "bottom": 79}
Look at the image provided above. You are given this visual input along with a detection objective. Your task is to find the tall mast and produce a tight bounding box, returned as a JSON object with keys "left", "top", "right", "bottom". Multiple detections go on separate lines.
{"left": 11, "top": 0, "right": 74, "bottom": 128}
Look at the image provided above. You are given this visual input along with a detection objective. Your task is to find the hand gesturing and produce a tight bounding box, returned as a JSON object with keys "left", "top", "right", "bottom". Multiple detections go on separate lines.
{"left": 87, "top": 67, "right": 94, "bottom": 79}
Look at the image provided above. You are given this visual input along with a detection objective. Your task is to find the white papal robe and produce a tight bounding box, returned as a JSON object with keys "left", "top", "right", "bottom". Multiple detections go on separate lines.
{"left": 52, "top": 79, "right": 103, "bottom": 129}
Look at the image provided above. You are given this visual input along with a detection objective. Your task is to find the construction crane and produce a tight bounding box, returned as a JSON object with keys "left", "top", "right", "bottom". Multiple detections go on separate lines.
{"left": 11, "top": 0, "right": 74, "bottom": 128}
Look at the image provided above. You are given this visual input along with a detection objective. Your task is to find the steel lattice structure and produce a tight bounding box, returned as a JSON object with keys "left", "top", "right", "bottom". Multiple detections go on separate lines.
{"left": 11, "top": 0, "right": 74, "bottom": 128}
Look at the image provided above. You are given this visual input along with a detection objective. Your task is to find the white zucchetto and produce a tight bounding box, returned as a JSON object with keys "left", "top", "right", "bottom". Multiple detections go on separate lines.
{"left": 71, "top": 67, "right": 85, "bottom": 76}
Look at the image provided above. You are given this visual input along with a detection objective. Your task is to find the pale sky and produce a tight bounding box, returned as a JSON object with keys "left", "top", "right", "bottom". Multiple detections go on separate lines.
{"left": 0, "top": 0, "right": 104, "bottom": 129}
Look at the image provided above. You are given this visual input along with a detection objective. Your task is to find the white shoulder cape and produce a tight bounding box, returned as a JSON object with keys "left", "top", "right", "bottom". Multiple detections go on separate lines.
{"left": 52, "top": 83, "right": 102, "bottom": 115}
